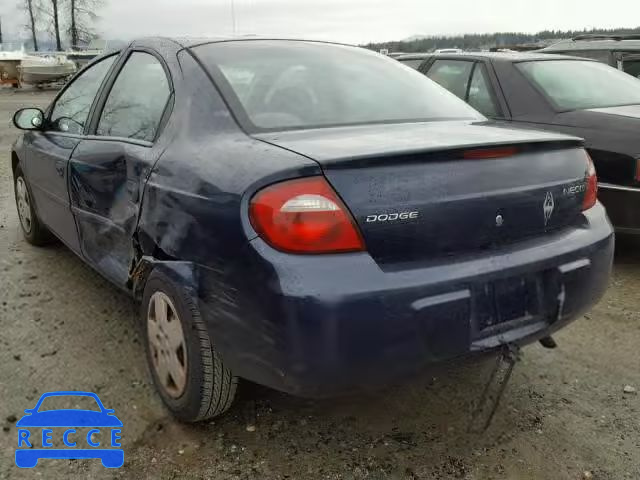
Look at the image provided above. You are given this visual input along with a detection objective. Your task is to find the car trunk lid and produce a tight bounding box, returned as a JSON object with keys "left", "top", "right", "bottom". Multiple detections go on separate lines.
{"left": 254, "top": 122, "right": 588, "bottom": 264}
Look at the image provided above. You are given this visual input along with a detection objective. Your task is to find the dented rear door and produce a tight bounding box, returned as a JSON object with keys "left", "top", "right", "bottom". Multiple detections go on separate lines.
{"left": 69, "top": 140, "right": 155, "bottom": 284}
{"left": 68, "top": 49, "right": 172, "bottom": 285}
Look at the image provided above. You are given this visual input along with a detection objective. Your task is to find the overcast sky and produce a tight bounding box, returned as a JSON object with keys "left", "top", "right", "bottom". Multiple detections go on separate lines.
{"left": 3, "top": 0, "right": 640, "bottom": 45}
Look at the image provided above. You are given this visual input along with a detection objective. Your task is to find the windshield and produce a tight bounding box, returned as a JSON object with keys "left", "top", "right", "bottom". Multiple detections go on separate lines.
{"left": 517, "top": 60, "right": 640, "bottom": 110}
{"left": 192, "top": 41, "right": 483, "bottom": 131}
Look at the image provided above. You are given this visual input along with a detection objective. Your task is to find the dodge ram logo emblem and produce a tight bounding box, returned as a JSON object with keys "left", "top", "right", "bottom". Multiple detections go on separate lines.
{"left": 543, "top": 192, "right": 554, "bottom": 226}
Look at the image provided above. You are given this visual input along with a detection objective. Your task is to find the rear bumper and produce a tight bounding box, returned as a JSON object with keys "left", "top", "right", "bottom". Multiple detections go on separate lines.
{"left": 598, "top": 182, "right": 640, "bottom": 234}
{"left": 200, "top": 203, "right": 614, "bottom": 398}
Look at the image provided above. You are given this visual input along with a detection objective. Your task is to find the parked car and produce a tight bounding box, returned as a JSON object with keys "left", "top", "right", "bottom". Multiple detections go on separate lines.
{"left": 398, "top": 51, "right": 640, "bottom": 234}
{"left": 539, "top": 34, "right": 640, "bottom": 78}
{"left": 12, "top": 38, "right": 613, "bottom": 422}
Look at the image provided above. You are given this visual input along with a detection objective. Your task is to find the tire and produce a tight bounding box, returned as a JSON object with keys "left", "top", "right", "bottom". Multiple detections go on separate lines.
{"left": 13, "top": 166, "right": 53, "bottom": 246}
{"left": 141, "top": 270, "right": 238, "bottom": 422}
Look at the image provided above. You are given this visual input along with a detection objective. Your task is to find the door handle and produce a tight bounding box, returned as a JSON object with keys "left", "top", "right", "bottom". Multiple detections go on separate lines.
{"left": 55, "top": 161, "right": 65, "bottom": 177}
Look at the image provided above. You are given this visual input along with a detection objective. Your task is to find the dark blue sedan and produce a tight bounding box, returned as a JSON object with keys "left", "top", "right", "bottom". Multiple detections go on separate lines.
{"left": 11, "top": 38, "right": 614, "bottom": 422}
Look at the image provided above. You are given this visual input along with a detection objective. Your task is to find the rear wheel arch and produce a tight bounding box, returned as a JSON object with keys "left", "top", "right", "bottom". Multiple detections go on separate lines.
{"left": 139, "top": 264, "right": 238, "bottom": 421}
{"left": 131, "top": 257, "right": 197, "bottom": 301}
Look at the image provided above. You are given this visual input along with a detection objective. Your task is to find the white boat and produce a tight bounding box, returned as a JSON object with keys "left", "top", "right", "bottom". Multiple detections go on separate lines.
{"left": 18, "top": 54, "right": 76, "bottom": 85}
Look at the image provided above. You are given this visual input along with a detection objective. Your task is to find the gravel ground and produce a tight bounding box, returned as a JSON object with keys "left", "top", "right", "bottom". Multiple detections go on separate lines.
{"left": 0, "top": 88, "right": 639, "bottom": 480}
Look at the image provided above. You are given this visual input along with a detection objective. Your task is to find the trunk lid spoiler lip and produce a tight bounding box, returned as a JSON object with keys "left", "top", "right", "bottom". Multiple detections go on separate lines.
{"left": 252, "top": 121, "right": 584, "bottom": 166}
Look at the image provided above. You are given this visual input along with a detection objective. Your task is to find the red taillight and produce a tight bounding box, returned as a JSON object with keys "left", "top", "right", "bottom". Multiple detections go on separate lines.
{"left": 463, "top": 146, "right": 518, "bottom": 160}
{"left": 249, "top": 176, "right": 365, "bottom": 254}
{"left": 635, "top": 158, "right": 640, "bottom": 182}
{"left": 583, "top": 152, "right": 598, "bottom": 211}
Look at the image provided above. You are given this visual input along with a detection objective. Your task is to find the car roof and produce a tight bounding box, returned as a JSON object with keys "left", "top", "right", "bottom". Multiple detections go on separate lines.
{"left": 131, "top": 36, "right": 357, "bottom": 49}
{"left": 541, "top": 35, "right": 640, "bottom": 52}
{"left": 395, "top": 51, "right": 590, "bottom": 63}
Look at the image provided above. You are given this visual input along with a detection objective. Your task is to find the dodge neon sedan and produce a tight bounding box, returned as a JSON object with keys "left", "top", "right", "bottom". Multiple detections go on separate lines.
{"left": 11, "top": 38, "right": 614, "bottom": 422}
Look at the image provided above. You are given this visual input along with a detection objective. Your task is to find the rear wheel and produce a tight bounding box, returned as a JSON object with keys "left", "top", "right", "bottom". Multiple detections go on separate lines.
{"left": 141, "top": 270, "right": 237, "bottom": 422}
{"left": 14, "top": 166, "right": 53, "bottom": 246}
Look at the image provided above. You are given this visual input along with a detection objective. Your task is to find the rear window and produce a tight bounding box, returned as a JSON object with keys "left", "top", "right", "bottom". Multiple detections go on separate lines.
{"left": 517, "top": 60, "right": 640, "bottom": 111}
{"left": 191, "top": 41, "right": 483, "bottom": 131}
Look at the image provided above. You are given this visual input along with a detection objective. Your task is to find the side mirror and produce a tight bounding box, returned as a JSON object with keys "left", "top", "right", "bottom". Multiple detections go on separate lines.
{"left": 23, "top": 409, "right": 34, "bottom": 414}
{"left": 13, "top": 108, "right": 44, "bottom": 131}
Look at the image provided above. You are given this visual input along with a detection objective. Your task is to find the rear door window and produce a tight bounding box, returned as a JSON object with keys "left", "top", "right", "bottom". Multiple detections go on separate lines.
{"left": 96, "top": 52, "right": 171, "bottom": 142}
{"left": 426, "top": 60, "right": 474, "bottom": 100}
{"left": 467, "top": 63, "right": 500, "bottom": 118}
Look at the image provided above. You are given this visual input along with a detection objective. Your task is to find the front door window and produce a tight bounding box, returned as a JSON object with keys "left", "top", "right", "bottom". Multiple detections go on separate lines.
{"left": 49, "top": 55, "right": 117, "bottom": 134}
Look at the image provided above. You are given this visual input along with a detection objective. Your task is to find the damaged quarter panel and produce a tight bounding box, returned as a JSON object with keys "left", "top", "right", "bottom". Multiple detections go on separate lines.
{"left": 135, "top": 49, "right": 321, "bottom": 379}
{"left": 137, "top": 50, "right": 321, "bottom": 262}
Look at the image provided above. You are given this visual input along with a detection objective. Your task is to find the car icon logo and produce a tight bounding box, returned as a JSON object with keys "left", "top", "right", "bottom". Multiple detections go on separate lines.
{"left": 15, "top": 391, "right": 123, "bottom": 468}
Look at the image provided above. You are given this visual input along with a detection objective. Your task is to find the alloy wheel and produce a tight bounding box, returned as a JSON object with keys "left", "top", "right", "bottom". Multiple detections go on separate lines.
{"left": 147, "top": 292, "right": 188, "bottom": 398}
